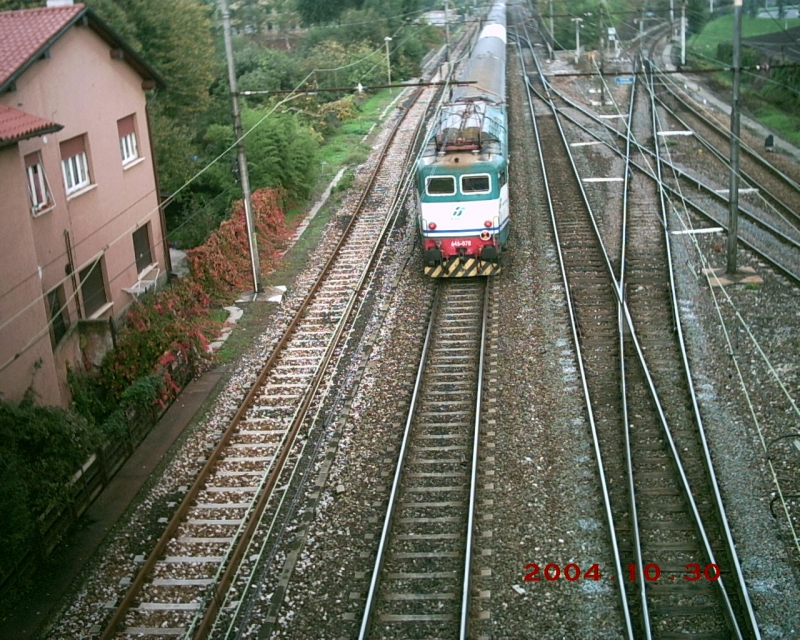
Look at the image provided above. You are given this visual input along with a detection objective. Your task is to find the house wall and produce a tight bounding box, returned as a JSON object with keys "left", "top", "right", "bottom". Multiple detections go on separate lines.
{"left": 0, "top": 147, "right": 62, "bottom": 405}
{"left": 0, "top": 23, "right": 165, "bottom": 407}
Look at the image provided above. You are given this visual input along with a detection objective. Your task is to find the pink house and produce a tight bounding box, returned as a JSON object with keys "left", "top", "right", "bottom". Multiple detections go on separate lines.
{"left": 0, "top": 1, "right": 168, "bottom": 407}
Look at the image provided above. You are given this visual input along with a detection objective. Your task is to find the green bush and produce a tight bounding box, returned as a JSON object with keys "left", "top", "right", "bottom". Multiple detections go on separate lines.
{"left": 0, "top": 397, "right": 102, "bottom": 580}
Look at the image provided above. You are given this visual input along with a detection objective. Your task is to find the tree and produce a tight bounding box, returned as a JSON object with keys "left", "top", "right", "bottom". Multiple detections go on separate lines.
{"left": 295, "top": 0, "right": 355, "bottom": 25}
{"left": 86, "top": 0, "right": 142, "bottom": 49}
{"left": 118, "top": 0, "right": 218, "bottom": 119}
{"left": 90, "top": 0, "right": 218, "bottom": 195}
{"left": 199, "top": 109, "right": 318, "bottom": 206}
{"left": 687, "top": 0, "right": 708, "bottom": 36}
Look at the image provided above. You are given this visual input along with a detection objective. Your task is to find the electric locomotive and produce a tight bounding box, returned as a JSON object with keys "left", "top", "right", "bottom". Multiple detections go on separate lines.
{"left": 416, "top": 1, "right": 508, "bottom": 278}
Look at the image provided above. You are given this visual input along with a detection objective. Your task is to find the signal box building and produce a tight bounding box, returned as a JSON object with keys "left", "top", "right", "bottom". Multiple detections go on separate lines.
{"left": 0, "top": 1, "right": 167, "bottom": 407}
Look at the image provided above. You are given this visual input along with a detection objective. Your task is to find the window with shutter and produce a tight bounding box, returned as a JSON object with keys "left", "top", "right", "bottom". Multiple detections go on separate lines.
{"left": 118, "top": 115, "right": 139, "bottom": 165}
{"left": 24, "top": 151, "right": 53, "bottom": 213}
{"left": 79, "top": 259, "right": 108, "bottom": 318}
{"left": 60, "top": 136, "right": 91, "bottom": 194}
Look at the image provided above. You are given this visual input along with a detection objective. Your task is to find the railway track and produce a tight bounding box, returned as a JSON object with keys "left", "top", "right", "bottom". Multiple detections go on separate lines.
{"left": 98, "top": 85, "right": 434, "bottom": 640}
{"left": 544, "top": 83, "right": 800, "bottom": 285}
{"left": 359, "top": 278, "right": 491, "bottom": 640}
{"left": 654, "top": 68, "right": 800, "bottom": 234}
{"left": 518, "top": 26, "right": 760, "bottom": 638}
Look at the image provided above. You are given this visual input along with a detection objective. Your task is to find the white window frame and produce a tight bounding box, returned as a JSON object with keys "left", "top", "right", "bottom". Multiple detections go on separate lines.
{"left": 460, "top": 173, "right": 492, "bottom": 194}
{"left": 62, "top": 151, "right": 90, "bottom": 194}
{"left": 25, "top": 155, "right": 53, "bottom": 214}
{"left": 425, "top": 175, "right": 456, "bottom": 196}
{"left": 120, "top": 131, "right": 138, "bottom": 165}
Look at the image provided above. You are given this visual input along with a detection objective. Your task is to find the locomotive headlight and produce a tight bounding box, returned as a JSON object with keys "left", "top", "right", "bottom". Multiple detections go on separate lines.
{"left": 484, "top": 220, "right": 492, "bottom": 228}
{"left": 480, "top": 230, "right": 491, "bottom": 241}
{"left": 428, "top": 222, "right": 437, "bottom": 230}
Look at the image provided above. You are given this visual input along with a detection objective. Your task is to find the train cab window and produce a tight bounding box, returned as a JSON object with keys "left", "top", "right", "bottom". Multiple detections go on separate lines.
{"left": 499, "top": 169, "right": 507, "bottom": 188}
{"left": 461, "top": 174, "right": 491, "bottom": 193}
{"left": 426, "top": 176, "right": 456, "bottom": 195}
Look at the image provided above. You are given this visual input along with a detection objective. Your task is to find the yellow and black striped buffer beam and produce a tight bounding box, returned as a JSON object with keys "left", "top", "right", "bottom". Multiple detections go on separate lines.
{"left": 425, "top": 258, "right": 502, "bottom": 278}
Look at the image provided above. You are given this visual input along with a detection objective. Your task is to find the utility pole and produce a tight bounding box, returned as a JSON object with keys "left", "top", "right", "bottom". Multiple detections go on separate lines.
{"left": 599, "top": 1, "right": 606, "bottom": 105}
{"left": 572, "top": 17, "right": 582, "bottom": 64}
{"left": 384, "top": 36, "right": 393, "bottom": 91}
{"left": 220, "top": 0, "right": 261, "bottom": 294}
{"left": 444, "top": 0, "right": 451, "bottom": 68}
{"left": 639, "top": 7, "right": 644, "bottom": 38}
{"left": 727, "top": 0, "right": 743, "bottom": 274}
{"left": 681, "top": 1, "right": 686, "bottom": 66}
{"left": 670, "top": 0, "right": 675, "bottom": 39}
{"left": 549, "top": 0, "right": 554, "bottom": 60}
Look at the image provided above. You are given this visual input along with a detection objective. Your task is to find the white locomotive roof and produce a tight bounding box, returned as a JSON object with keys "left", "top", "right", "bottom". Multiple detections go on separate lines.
{"left": 480, "top": 24, "right": 507, "bottom": 44}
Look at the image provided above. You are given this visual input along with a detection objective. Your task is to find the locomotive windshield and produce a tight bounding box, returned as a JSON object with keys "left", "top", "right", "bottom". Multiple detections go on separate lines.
{"left": 461, "top": 174, "right": 491, "bottom": 193}
{"left": 426, "top": 176, "right": 456, "bottom": 195}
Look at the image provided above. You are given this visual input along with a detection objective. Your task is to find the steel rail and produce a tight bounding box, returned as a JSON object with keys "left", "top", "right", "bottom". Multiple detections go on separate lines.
{"left": 515, "top": 24, "right": 636, "bottom": 640}
{"left": 550, "top": 64, "right": 747, "bottom": 634}
{"left": 551, "top": 87, "right": 800, "bottom": 252}
{"left": 357, "top": 284, "right": 443, "bottom": 640}
{"left": 357, "top": 278, "right": 489, "bottom": 640}
{"left": 100, "top": 89, "right": 424, "bottom": 640}
{"left": 191, "top": 89, "right": 429, "bottom": 640}
{"left": 524, "top": 35, "right": 748, "bottom": 639}
{"left": 460, "top": 279, "right": 489, "bottom": 639}
{"left": 215, "top": 86, "right": 438, "bottom": 640}
{"left": 619, "top": 60, "right": 652, "bottom": 638}
{"left": 554, "top": 94, "right": 800, "bottom": 286}
{"left": 653, "top": 62, "right": 800, "bottom": 195}
{"left": 646, "top": 59, "right": 762, "bottom": 639}
{"left": 217, "top": 33, "right": 461, "bottom": 631}
{"left": 651, "top": 92, "right": 800, "bottom": 233}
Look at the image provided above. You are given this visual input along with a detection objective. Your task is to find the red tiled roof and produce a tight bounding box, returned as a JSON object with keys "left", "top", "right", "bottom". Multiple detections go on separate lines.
{"left": 0, "top": 4, "right": 164, "bottom": 92}
{"left": 0, "top": 103, "right": 62, "bottom": 147}
{"left": 0, "top": 4, "right": 85, "bottom": 88}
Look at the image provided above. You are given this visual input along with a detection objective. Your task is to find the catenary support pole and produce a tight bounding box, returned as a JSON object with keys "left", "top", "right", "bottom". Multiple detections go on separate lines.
{"left": 220, "top": 0, "right": 261, "bottom": 294}
{"left": 670, "top": 0, "right": 675, "bottom": 38}
{"left": 573, "top": 17, "right": 582, "bottom": 64}
{"left": 727, "top": 0, "right": 743, "bottom": 274}
{"left": 444, "top": 0, "right": 451, "bottom": 67}
{"left": 681, "top": 2, "right": 686, "bottom": 66}
{"left": 599, "top": 1, "right": 606, "bottom": 105}
{"left": 384, "top": 36, "right": 393, "bottom": 91}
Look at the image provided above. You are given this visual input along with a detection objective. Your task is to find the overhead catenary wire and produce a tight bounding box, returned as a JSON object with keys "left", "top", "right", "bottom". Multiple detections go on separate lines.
{"left": 0, "top": 10, "right": 467, "bottom": 378}
{"left": 645, "top": 57, "right": 800, "bottom": 556}
{"left": 0, "top": 15, "right": 440, "bottom": 315}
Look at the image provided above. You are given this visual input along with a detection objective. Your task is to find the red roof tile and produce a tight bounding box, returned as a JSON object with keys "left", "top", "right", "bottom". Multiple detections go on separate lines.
{"left": 0, "top": 4, "right": 85, "bottom": 88}
{"left": 0, "top": 103, "right": 62, "bottom": 147}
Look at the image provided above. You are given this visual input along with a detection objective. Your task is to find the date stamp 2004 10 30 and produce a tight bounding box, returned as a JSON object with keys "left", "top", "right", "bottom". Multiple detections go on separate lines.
{"left": 523, "top": 562, "right": 722, "bottom": 583}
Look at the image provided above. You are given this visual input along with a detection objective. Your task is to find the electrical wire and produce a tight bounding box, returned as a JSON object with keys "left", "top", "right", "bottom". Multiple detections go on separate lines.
{"left": 1, "top": 20, "right": 453, "bottom": 377}
{"left": 647, "top": 59, "right": 800, "bottom": 555}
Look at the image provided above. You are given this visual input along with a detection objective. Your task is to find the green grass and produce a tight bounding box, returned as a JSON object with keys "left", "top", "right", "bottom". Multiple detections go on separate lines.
{"left": 756, "top": 109, "right": 800, "bottom": 146}
{"left": 212, "top": 88, "right": 397, "bottom": 364}
{"left": 687, "top": 14, "right": 800, "bottom": 145}
{"left": 314, "top": 91, "right": 395, "bottom": 179}
{"left": 689, "top": 14, "right": 800, "bottom": 59}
